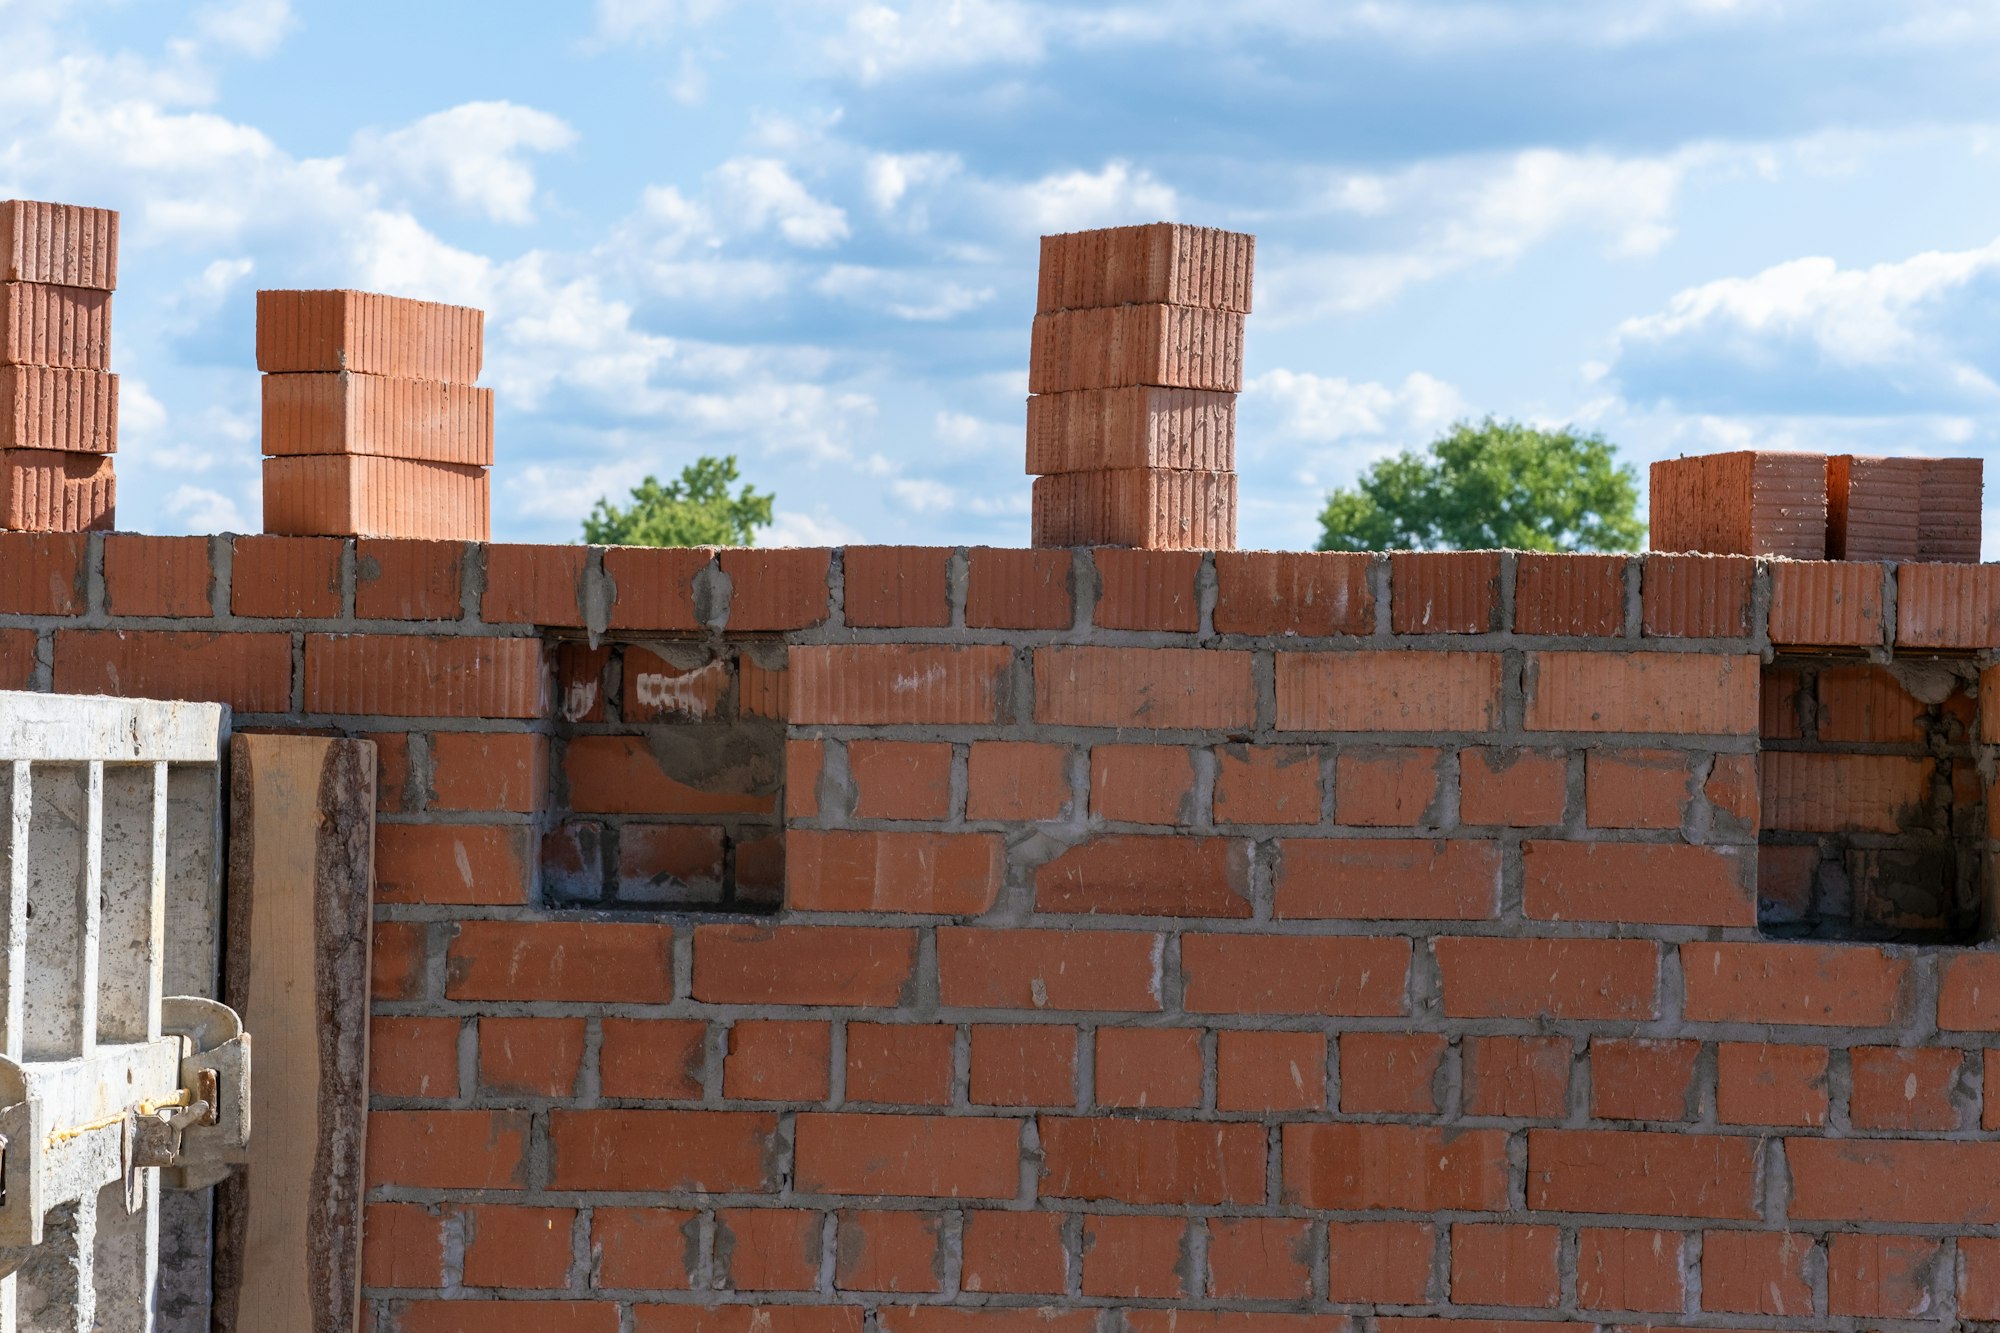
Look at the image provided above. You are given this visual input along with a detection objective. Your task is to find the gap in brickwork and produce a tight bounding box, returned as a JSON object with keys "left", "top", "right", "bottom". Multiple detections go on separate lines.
{"left": 1757, "top": 655, "right": 1988, "bottom": 944}
{"left": 540, "top": 635, "right": 786, "bottom": 912}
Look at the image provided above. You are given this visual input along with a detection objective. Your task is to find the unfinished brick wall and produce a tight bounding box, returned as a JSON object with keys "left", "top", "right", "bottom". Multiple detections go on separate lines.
{"left": 12, "top": 534, "right": 2000, "bottom": 1331}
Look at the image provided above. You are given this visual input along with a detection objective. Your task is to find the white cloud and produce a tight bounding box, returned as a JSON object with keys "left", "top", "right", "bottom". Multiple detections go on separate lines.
{"left": 765, "top": 507, "right": 865, "bottom": 546}
{"left": 998, "top": 160, "right": 1177, "bottom": 235}
{"left": 164, "top": 484, "right": 247, "bottom": 532}
{"left": 830, "top": 0, "right": 1044, "bottom": 82}
{"left": 865, "top": 150, "right": 961, "bottom": 218}
{"left": 193, "top": 0, "right": 295, "bottom": 56}
{"left": 351, "top": 102, "right": 576, "bottom": 224}
{"left": 933, "top": 410, "right": 1014, "bottom": 455}
{"left": 712, "top": 157, "right": 850, "bottom": 248}
{"left": 889, "top": 476, "right": 958, "bottom": 512}
{"left": 1248, "top": 369, "right": 1466, "bottom": 442}
{"left": 592, "top": 0, "right": 728, "bottom": 43}
{"left": 815, "top": 265, "right": 993, "bottom": 319}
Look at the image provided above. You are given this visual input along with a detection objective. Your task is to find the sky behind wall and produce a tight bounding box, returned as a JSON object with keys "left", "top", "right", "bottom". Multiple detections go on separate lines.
{"left": 5, "top": 0, "right": 2000, "bottom": 551}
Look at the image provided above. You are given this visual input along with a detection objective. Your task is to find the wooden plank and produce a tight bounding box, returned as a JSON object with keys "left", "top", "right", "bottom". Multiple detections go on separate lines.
{"left": 211, "top": 735, "right": 375, "bottom": 1333}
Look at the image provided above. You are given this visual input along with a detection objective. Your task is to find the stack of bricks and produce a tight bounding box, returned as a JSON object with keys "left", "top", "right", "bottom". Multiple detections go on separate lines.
{"left": 0, "top": 199, "right": 118, "bottom": 531}
{"left": 259, "top": 289, "right": 493, "bottom": 539}
{"left": 1652, "top": 449, "right": 1983, "bottom": 561}
{"left": 1028, "top": 222, "right": 1252, "bottom": 550}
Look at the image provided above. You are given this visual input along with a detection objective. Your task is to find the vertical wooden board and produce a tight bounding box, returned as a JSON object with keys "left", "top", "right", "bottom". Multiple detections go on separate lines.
{"left": 211, "top": 735, "right": 375, "bottom": 1333}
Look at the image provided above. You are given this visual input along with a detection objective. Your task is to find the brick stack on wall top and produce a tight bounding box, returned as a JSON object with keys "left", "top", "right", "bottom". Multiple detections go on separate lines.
{"left": 1028, "top": 222, "right": 1253, "bottom": 549}
{"left": 1650, "top": 449, "right": 1983, "bottom": 560}
{"left": 258, "top": 289, "right": 492, "bottom": 539}
{"left": 0, "top": 199, "right": 118, "bottom": 532}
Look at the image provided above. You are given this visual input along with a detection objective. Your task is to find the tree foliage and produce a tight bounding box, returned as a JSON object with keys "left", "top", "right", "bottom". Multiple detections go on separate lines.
{"left": 583, "top": 455, "right": 775, "bottom": 547}
{"left": 1316, "top": 417, "right": 1643, "bottom": 553}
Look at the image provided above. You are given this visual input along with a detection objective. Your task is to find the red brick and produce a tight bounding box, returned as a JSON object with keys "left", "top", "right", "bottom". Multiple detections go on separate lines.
{"left": 370, "top": 1016, "right": 460, "bottom": 1099}
{"left": 1815, "top": 663, "right": 1925, "bottom": 741}
{"left": 970, "top": 1024, "right": 1076, "bottom": 1107}
{"left": 836, "top": 1209, "right": 943, "bottom": 1292}
{"left": 1767, "top": 560, "right": 1884, "bottom": 646}
{"left": 1283, "top": 1123, "right": 1508, "bottom": 1211}
{"left": 1526, "top": 650, "right": 1757, "bottom": 734}
{"left": 1082, "top": 1214, "right": 1185, "bottom": 1298}
{"left": 102, "top": 534, "right": 209, "bottom": 617}
{"left": 593, "top": 1207, "right": 698, "bottom": 1290}
{"left": 1902, "top": 560, "right": 2000, "bottom": 647}
{"left": 0, "top": 200, "right": 117, "bottom": 288}
{"left": 0, "top": 628, "right": 34, "bottom": 689}
{"left": 1041, "top": 1116, "right": 1265, "bottom": 1205}
{"left": 0, "top": 531, "right": 83, "bottom": 613}
{"left": 1640, "top": 554, "right": 1752, "bottom": 637}
{"left": 614, "top": 823, "right": 725, "bottom": 902}
{"left": 790, "top": 643, "right": 1009, "bottom": 725}
{"left": 427, "top": 732, "right": 545, "bottom": 813}
{"left": 462, "top": 1204, "right": 575, "bottom": 1289}
{"left": 1183, "top": 933, "right": 1409, "bottom": 1016}
{"left": 1094, "top": 1027, "right": 1202, "bottom": 1109}
{"left": 362, "top": 1201, "right": 445, "bottom": 1289}
{"left": 1715, "top": 1042, "right": 1827, "bottom": 1127}
{"left": 1584, "top": 748, "right": 1692, "bottom": 828}
{"left": 840, "top": 545, "right": 950, "bottom": 627}
{"left": 1089, "top": 744, "right": 1193, "bottom": 825}
{"left": 599, "top": 1018, "right": 706, "bottom": 1100}
{"left": 721, "top": 548, "right": 830, "bottom": 630}
{"left": 966, "top": 741, "right": 1069, "bottom": 821}
{"left": 787, "top": 829, "right": 1000, "bottom": 915}
{"left": 365, "top": 1109, "right": 528, "bottom": 1190}
{"left": 1218, "top": 1028, "right": 1324, "bottom": 1111}
{"left": 1527, "top": 1130, "right": 1757, "bottom": 1220}
{"left": 636, "top": 1308, "right": 861, "bottom": 1333}
{"left": 1036, "top": 645, "right": 1254, "bottom": 728}
{"left": 54, "top": 629, "right": 291, "bottom": 712}
{"left": 1093, "top": 547, "right": 1203, "bottom": 631}
{"left": 1029, "top": 303, "right": 1244, "bottom": 393}
{"left": 845, "top": 1023, "right": 953, "bottom": 1105}
{"left": 1702, "top": 1229, "right": 1814, "bottom": 1315}
{"left": 257, "top": 289, "right": 482, "bottom": 380}
{"left": 1327, "top": 1221, "right": 1434, "bottom": 1304}
{"left": 962, "top": 1212, "right": 1067, "bottom": 1294}
{"left": 1032, "top": 467, "right": 1236, "bottom": 550}
{"left": 1339, "top": 1032, "right": 1445, "bottom": 1114}
{"left": 795, "top": 1112, "right": 1020, "bottom": 1198}
{"left": 375, "top": 823, "right": 529, "bottom": 906}
{"left": 1648, "top": 450, "right": 1827, "bottom": 558}
{"left": 0, "top": 282, "right": 109, "bottom": 369}
{"left": 354, "top": 538, "right": 462, "bottom": 620}
{"left": 1919, "top": 455, "right": 1982, "bottom": 560}
{"left": 718, "top": 1207, "right": 820, "bottom": 1291}
{"left": 0, "top": 364, "right": 113, "bottom": 462}
{"left": 602, "top": 545, "right": 706, "bottom": 631}
{"left": 480, "top": 543, "right": 584, "bottom": 626}
{"left": 1213, "top": 744, "right": 1319, "bottom": 824}
{"left": 1848, "top": 1045, "right": 1963, "bottom": 1131}
{"left": 1463, "top": 1035, "right": 1570, "bottom": 1118}
{"left": 966, "top": 547, "right": 1071, "bottom": 629}
{"left": 1681, "top": 941, "right": 1907, "bottom": 1026}
{"left": 1451, "top": 1223, "right": 1559, "bottom": 1309}
{"left": 1213, "top": 551, "right": 1373, "bottom": 636}
{"left": 1589, "top": 1038, "right": 1697, "bottom": 1121}
{"left": 1276, "top": 650, "right": 1500, "bottom": 731}
{"left": 1761, "top": 750, "right": 1929, "bottom": 834}
{"left": 1962, "top": 1236, "right": 2000, "bottom": 1318}
{"left": 1827, "top": 1233, "right": 1939, "bottom": 1318}
{"left": 1334, "top": 747, "right": 1439, "bottom": 826}
{"left": 1575, "top": 1228, "right": 1684, "bottom": 1312}
{"left": 693, "top": 924, "right": 914, "bottom": 1007}
{"left": 847, "top": 740, "right": 952, "bottom": 820}
{"left": 1037, "top": 222, "right": 1255, "bottom": 313}
{"left": 1208, "top": 1217, "right": 1312, "bottom": 1300}
{"left": 724, "top": 1019, "right": 831, "bottom": 1102}
{"left": 1939, "top": 954, "right": 2000, "bottom": 1030}
{"left": 1391, "top": 551, "right": 1499, "bottom": 633}
{"left": 371, "top": 920, "right": 425, "bottom": 1001}
{"left": 1828, "top": 453, "right": 1923, "bottom": 559}
{"left": 478, "top": 1017, "right": 582, "bottom": 1098}
{"left": 263, "top": 453, "right": 487, "bottom": 540}
{"left": 549, "top": 1109, "right": 776, "bottom": 1191}
{"left": 1523, "top": 841, "right": 1753, "bottom": 927}
{"left": 1790, "top": 1138, "right": 2000, "bottom": 1223}
{"left": 939, "top": 927, "right": 1160, "bottom": 1011}
{"left": 1277, "top": 838, "right": 1498, "bottom": 921}
{"left": 447, "top": 921, "right": 673, "bottom": 1003}
{"left": 1458, "top": 747, "right": 1566, "bottom": 826}
{"left": 365, "top": 731, "right": 411, "bottom": 813}
{"left": 229, "top": 534, "right": 342, "bottom": 618}
{"left": 402, "top": 1302, "right": 616, "bottom": 1333}
{"left": 785, "top": 739, "right": 824, "bottom": 819}
{"left": 0, "top": 447, "right": 113, "bottom": 530}
{"left": 262, "top": 371, "right": 491, "bottom": 465}
{"left": 1437, "top": 937, "right": 1657, "bottom": 1020}
{"left": 1986, "top": 1050, "right": 2000, "bottom": 1131}
{"left": 1513, "top": 552, "right": 1624, "bottom": 635}
{"left": 1037, "top": 834, "right": 1252, "bottom": 918}
{"left": 305, "top": 634, "right": 542, "bottom": 718}
{"left": 564, "top": 733, "right": 774, "bottom": 817}
{"left": 1029, "top": 384, "right": 1236, "bottom": 472}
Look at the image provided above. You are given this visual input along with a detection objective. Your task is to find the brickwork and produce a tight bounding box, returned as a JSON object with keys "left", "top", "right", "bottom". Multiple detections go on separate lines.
{"left": 9, "top": 535, "right": 2000, "bottom": 1330}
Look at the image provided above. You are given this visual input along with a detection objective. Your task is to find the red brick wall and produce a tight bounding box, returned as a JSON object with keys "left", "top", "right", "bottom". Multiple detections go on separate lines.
{"left": 7, "top": 532, "right": 2000, "bottom": 1331}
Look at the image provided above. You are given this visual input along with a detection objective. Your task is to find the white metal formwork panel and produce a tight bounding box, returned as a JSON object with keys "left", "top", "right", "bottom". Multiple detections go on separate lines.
{"left": 0, "top": 693, "right": 250, "bottom": 1333}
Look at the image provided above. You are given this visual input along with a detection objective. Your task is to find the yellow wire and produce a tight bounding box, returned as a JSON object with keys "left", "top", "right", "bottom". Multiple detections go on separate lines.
{"left": 43, "top": 1089, "right": 194, "bottom": 1149}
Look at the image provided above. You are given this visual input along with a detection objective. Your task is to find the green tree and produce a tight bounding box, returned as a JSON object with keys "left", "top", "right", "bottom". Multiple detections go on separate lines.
{"left": 1316, "top": 417, "right": 1643, "bottom": 553}
{"left": 583, "top": 455, "right": 776, "bottom": 547}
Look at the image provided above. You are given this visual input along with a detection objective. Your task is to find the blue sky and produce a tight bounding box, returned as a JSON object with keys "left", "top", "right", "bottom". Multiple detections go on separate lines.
{"left": 6, "top": 0, "right": 2000, "bottom": 551}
